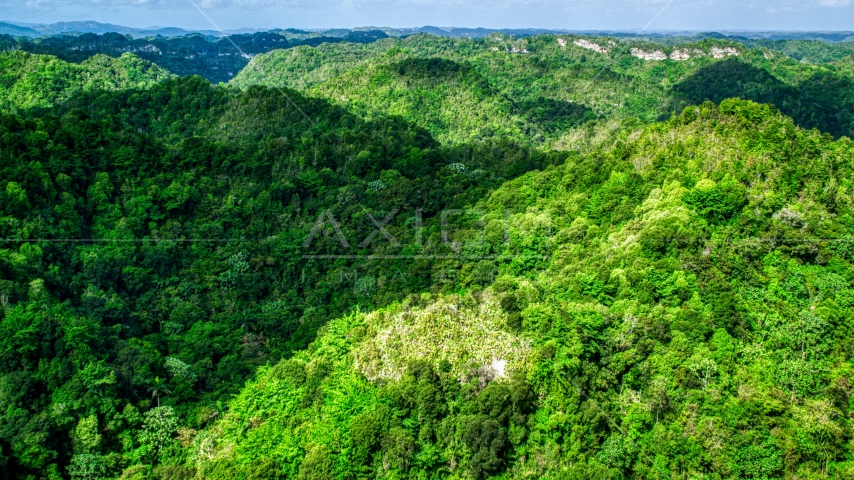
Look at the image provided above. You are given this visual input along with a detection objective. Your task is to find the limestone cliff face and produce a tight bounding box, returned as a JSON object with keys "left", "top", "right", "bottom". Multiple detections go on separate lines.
{"left": 711, "top": 46, "right": 740, "bottom": 58}
{"left": 629, "top": 46, "right": 738, "bottom": 62}
{"left": 670, "top": 49, "right": 691, "bottom": 61}
{"left": 631, "top": 48, "right": 667, "bottom": 61}
{"left": 574, "top": 38, "right": 611, "bottom": 53}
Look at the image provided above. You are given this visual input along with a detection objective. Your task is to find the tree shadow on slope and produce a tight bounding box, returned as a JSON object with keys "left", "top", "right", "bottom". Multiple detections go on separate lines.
{"left": 387, "top": 57, "right": 595, "bottom": 138}
{"left": 516, "top": 96, "right": 596, "bottom": 133}
{"left": 391, "top": 57, "right": 466, "bottom": 77}
{"left": 672, "top": 57, "right": 854, "bottom": 138}
{"left": 386, "top": 57, "right": 486, "bottom": 91}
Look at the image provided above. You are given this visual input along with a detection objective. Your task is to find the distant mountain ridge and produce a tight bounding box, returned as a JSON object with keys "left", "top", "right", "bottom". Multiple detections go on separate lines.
{"left": 0, "top": 21, "right": 40, "bottom": 37}
{"left": 0, "top": 29, "right": 393, "bottom": 84}
{"left": 1, "top": 20, "right": 853, "bottom": 42}
{"left": 0, "top": 20, "right": 260, "bottom": 38}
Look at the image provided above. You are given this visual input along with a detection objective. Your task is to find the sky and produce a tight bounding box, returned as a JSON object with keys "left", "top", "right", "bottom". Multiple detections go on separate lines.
{"left": 1, "top": 0, "right": 852, "bottom": 32}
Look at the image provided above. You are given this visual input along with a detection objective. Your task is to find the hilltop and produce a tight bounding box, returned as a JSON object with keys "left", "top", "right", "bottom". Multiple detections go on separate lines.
{"left": 0, "top": 51, "right": 173, "bottom": 111}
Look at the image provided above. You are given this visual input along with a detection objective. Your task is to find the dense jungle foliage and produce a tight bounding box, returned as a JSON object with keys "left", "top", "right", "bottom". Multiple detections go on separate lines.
{"left": 0, "top": 51, "right": 173, "bottom": 111}
{"left": 1, "top": 30, "right": 854, "bottom": 480}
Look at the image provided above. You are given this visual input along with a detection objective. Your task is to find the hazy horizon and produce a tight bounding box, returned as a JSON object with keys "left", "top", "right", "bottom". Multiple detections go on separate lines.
{"left": 4, "top": 20, "right": 854, "bottom": 35}
{"left": 1, "top": 0, "right": 852, "bottom": 34}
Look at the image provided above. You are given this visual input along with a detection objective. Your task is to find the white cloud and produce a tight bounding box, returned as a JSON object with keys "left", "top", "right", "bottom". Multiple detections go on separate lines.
{"left": 818, "top": 0, "right": 850, "bottom": 6}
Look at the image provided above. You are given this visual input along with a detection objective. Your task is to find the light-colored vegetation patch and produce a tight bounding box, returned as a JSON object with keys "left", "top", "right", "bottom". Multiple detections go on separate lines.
{"left": 355, "top": 292, "right": 533, "bottom": 381}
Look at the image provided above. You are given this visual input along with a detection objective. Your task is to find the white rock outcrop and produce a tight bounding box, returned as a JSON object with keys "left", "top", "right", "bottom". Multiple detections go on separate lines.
{"left": 137, "top": 44, "right": 161, "bottom": 54}
{"left": 557, "top": 38, "right": 567, "bottom": 47}
{"left": 669, "top": 49, "right": 690, "bottom": 61}
{"left": 710, "top": 47, "right": 739, "bottom": 59}
{"left": 574, "top": 39, "right": 610, "bottom": 53}
{"left": 631, "top": 48, "right": 667, "bottom": 61}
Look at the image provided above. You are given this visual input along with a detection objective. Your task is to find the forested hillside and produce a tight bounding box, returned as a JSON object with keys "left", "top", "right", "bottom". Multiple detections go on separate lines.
{"left": 0, "top": 72, "right": 567, "bottom": 479}
{"left": 740, "top": 38, "right": 854, "bottom": 64}
{"left": 0, "top": 51, "right": 173, "bottom": 111}
{"left": 177, "top": 99, "right": 854, "bottom": 480}
{"left": 1, "top": 29, "right": 854, "bottom": 480}
{"left": 235, "top": 34, "right": 854, "bottom": 140}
